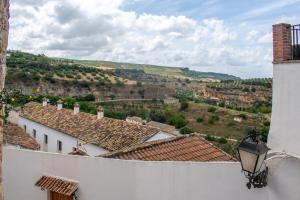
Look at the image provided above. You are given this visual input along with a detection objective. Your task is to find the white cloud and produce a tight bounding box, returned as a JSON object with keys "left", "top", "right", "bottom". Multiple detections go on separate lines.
{"left": 9, "top": 0, "right": 274, "bottom": 78}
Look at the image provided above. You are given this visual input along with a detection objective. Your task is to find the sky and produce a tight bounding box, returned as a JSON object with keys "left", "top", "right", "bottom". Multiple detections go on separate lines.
{"left": 9, "top": 0, "right": 300, "bottom": 78}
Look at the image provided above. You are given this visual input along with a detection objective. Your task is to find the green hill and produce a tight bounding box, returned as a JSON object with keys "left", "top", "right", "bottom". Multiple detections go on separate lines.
{"left": 7, "top": 50, "right": 240, "bottom": 82}
{"left": 68, "top": 59, "right": 240, "bottom": 81}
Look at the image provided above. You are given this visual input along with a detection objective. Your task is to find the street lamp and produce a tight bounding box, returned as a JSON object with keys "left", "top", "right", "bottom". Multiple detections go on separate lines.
{"left": 237, "top": 129, "right": 270, "bottom": 189}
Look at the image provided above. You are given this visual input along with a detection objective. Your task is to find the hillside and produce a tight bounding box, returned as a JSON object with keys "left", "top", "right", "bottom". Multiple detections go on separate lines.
{"left": 64, "top": 58, "right": 240, "bottom": 81}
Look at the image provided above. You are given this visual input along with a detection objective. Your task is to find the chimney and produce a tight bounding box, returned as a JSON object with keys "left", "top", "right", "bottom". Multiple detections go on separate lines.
{"left": 273, "top": 23, "right": 292, "bottom": 63}
{"left": 57, "top": 99, "right": 63, "bottom": 110}
{"left": 42, "top": 98, "right": 48, "bottom": 107}
{"left": 74, "top": 103, "right": 80, "bottom": 114}
{"left": 97, "top": 106, "right": 104, "bottom": 119}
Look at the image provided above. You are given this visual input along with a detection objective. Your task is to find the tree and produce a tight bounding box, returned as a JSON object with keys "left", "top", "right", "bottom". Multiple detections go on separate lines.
{"left": 0, "top": 1, "right": 9, "bottom": 199}
{"left": 180, "top": 126, "right": 193, "bottom": 135}
{"left": 168, "top": 115, "right": 187, "bottom": 129}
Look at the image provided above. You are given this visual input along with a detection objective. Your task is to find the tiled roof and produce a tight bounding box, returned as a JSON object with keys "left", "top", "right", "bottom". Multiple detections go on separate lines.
{"left": 101, "top": 135, "right": 235, "bottom": 162}
{"left": 21, "top": 102, "right": 98, "bottom": 139}
{"left": 4, "top": 122, "right": 39, "bottom": 150}
{"left": 35, "top": 175, "right": 79, "bottom": 196}
{"left": 147, "top": 121, "right": 176, "bottom": 133}
{"left": 80, "top": 118, "right": 160, "bottom": 151}
{"left": 21, "top": 102, "right": 160, "bottom": 151}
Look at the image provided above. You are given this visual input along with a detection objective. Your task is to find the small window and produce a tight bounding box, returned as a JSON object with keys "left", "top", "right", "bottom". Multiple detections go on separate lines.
{"left": 33, "top": 129, "right": 36, "bottom": 138}
{"left": 23, "top": 125, "right": 27, "bottom": 132}
{"left": 73, "top": 147, "right": 77, "bottom": 152}
{"left": 57, "top": 140, "right": 62, "bottom": 152}
{"left": 44, "top": 134, "right": 48, "bottom": 144}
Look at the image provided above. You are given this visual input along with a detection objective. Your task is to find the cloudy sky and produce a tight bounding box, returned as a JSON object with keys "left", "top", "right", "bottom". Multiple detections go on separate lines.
{"left": 9, "top": 0, "right": 300, "bottom": 78}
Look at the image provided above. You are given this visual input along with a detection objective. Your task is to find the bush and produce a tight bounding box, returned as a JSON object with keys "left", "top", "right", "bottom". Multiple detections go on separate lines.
{"left": 205, "top": 134, "right": 215, "bottom": 141}
{"left": 207, "top": 107, "right": 216, "bottom": 113}
{"left": 168, "top": 115, "right": 188, "bottom": 129}
{"left": 211, "top": 115, "right": 219, "bottom": 121}
{"left": 239, "top": 113, "right": 247, "bottom": 120}
{"left": 196, "top": 117, "right": 204, "bottom": 123}
{"left": 180, "top": 101, "right": 189, "bottom": 111}
{"left": 216, "top": 137, "right": 227, "bottom": 144}
{"left": 208, "top": 118, "right": 215, "bottom": 124}
{"left": 180, "top": 126, "right": 193, "bottom": 135}
{"left": 218, "top": 101, "right": 225, "bottom": 107}
{"left": 263, "top": 121, "right": 270, "bottom": 126}
{"left": 149, "top": 110, "right": 167, "bottom": 123}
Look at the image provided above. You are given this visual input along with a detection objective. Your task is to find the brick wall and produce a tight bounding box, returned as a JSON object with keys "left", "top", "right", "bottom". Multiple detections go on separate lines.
{"left": 273, "top": 23, "right": 292, "bottom": 63}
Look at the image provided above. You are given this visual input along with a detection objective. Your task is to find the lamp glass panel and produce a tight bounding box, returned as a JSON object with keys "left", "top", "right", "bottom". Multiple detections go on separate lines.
{"left": 255, "top": 152, "right": 267, "bottom": 173}
{"left": 239, "top": 149, "right": 258, "bottom": 173}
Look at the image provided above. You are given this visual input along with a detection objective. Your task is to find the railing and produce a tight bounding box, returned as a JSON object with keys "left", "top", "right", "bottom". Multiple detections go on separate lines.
{"left": 292, "top": 24, "right": 300, "bottom": 60}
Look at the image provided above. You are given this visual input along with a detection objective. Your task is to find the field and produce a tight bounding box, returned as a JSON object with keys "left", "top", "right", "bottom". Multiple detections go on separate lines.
{"left": 182, "top": 103, "right": 266, "bottom": 140}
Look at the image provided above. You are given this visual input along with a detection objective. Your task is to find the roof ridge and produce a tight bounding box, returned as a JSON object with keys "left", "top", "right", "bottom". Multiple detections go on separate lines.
{"left": 100, "top": 135, "right": 187, "bottom": 157}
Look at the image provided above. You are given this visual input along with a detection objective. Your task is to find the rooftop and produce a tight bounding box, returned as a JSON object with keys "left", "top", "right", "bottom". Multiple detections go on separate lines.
{"left": 4, "top": 122, "right": 39, "bottom": 150}
{"left": 101, "top": 135, "right": 235, "bottom": 162}
{"left": 147, "top": 121, "right": 177, "bottom": 133}
{"left": 21, "top": 102, "right": 161, "bottom": 151}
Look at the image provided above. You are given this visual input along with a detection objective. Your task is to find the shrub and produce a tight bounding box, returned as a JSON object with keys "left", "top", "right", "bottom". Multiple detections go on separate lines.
{"left": 149, "top": 110, "right": 167, "bottom": 123}
{"left": 218, "top": 101, "right": 225, "bottom": 107}
{"left": 263, "top": 121, "right": 270, "bottom": 126}
{"left": 208, "top": 118, "right": 215, "bottom": 124}
{"left": 196, "top": 117, "right": 204, "bottom": 123}
{"left": 239, "top": 113, "right": 247, "bottom": 120}
{"left": 211, "top": 115, "right": 219, "bottom": 121}
{"left": 180, "top": 126, "right": 193, "bottom": 135}
{"left": 180, "top": 101, "right": 189, "bottom": 111}
{"left": 205, "top": 134, "right": 215, "bottom": 141}
{"left": 168, "top": 115, "right": 188, "bottom": 129}
{"left": 216, "top": 137, "right": 227, "bottom": 144}
{"left": 207, "top": 107, "right": 216, "bottom": 113}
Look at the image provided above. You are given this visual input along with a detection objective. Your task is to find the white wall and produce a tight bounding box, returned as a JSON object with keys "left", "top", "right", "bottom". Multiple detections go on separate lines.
{"left": 4, "top": 148, "right": 300, "bottom": 200}
{"left": 18, "top": 117, "right": 107, "bottom": 156}
{"left": 268, "top": 63, "right": 300, "bottom": 157}
{"left": 146, "top": 131, "right": 174, "bottom": 142}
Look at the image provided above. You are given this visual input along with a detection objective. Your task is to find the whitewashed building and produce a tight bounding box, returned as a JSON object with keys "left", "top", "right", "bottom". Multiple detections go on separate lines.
{"left": 18, "top": 101, "right": 173, "bottom": 156}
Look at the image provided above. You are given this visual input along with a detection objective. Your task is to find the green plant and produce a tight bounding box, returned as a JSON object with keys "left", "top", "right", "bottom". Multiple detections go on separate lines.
{"left": 196, "top": 117, "right": 204, "bottom": 123}
{"left": 180, "top": 101, "right": 189, "bottom": 111}
{"left": 216, "top": 137, "right": 227, "bottom": 144}
{"left": 180, "top": 126, "right": 193, "bottom": 135}
{"left": 168, "top": 115, "right": 188, "bottom": 129}
{"left": 208, "top": 106, "right": 216, "bottom": 113}
{"left": 205, "top": 134, "right": 215, "bottom": 141}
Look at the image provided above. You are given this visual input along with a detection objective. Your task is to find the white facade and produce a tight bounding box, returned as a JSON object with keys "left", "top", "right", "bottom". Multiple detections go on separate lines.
{"left": 18, "top": 116, "right": 173, "bottom": 156}
{"left": 268, "top": 62, "right": 300, "bottom": 157}
{"left": 18, "top": 117, "right": 107, "bottom": 156}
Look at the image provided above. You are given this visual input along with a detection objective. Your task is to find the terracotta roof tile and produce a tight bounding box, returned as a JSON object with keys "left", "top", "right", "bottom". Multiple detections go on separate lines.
{"left": 21, "top": 102, "right": 160, "bottom": 151}
{"left": 4, "top": 122, "right": 39, "bottom": 150}
{"left": 101, "top": 135, "right": 235, "bottom": 162}
{"left": 35, "top": 175, "right": 78, "bottom": 196}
